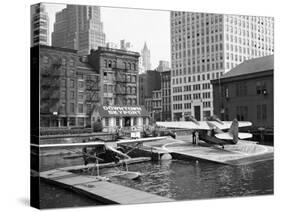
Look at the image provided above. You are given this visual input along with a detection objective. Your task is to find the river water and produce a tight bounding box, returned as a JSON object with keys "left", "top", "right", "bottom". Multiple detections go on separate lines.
{"left": 39, "top": 153, "right": 273, "bottom": 207}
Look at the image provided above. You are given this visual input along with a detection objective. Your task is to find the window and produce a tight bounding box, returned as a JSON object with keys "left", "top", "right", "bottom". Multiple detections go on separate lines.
{"left": 256, "top": 81, "right": 267, "bottom": 95}
{"left": 78, "top": 103, "right": 84, "bottom": 113}
{"left": 61, "top": 90, "right": 66, "bottom": 99}
{"left": 70, "top": 103, "right": 75, "bottom": 113}
{"left": 236, "top": 106, "right": 248, "bottom": 121}
{"left": 78, "top": 81, "right": 84, "bottom": 88}
{"left": 257, "top": 104, "right": 267, "bottom": 121}
{"left": 78, "top": 118, "right": 84, "bottom": 126}
{"left": 70, "top": 79, "right": 75, "bottom": 88}
{"left": 131, "top": 75, "right": 136, "bottom": 83}
{"left": 105, "top": 118, "right": 109, "bottom": 126}
{"left": 116, "top": 117, "right": 120, "bottom": 126}
{"left": 70, "top": 91, "right": 75, "bottom": 99}
{"left": 69, "top": 59, "right": 74, "bottom": 66}
{"left": 78, "top": 92, "right": 83, "bottom": 100}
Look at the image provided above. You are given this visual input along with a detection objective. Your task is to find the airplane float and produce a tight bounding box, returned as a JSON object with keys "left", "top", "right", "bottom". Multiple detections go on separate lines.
{"left": 156, "top": 115, "right": 253, "bottom": 149}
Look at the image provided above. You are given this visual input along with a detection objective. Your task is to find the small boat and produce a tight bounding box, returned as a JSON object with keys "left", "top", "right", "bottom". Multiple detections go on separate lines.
{"left": 115, "top": 171, "right": 141, "bottom": 180}
{"left": 105, "top": 171, "right": 141, "bottom": 180}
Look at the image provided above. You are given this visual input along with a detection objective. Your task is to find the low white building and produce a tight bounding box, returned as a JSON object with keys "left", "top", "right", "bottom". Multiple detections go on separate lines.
{"left": 92, "top": 105, "right": 150, "bottom": 133}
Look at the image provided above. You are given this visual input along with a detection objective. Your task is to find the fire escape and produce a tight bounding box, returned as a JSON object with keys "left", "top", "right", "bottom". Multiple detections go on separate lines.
{"left": 40, "top": 60, "right": 61, "bottom": 115}
{"left": 114, "top": 68, "right": 127, "bottom": 105}
{"left": 85, "top": 74, "right": 100, "bottom": 121}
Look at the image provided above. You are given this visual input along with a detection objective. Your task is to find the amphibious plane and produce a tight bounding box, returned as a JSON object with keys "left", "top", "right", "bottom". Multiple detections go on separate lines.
{"left": 31, "top": 137, "right": 167, "bottom": 180}
{"left": 156, "top": 116, "right": 253, "bottom": 149}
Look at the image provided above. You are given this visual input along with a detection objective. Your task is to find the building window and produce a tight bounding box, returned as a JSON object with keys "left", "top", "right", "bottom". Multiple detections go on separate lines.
{"left": 78, "top": 103, "right": 84, "bottom": 113}
{"left": 236, "top": 106, "right": 248, "bottom": 121}
{"left": 78, "top": 92, "right": 83, "bottom": 100}
{"left": 70, "top": 79, "right": 75, "bottom": 88}
{"left": 70, "top": 91, "right": 75, "bottom": 99}
{"left": 105, "top": 118, "right": 109, "bottom": 126}
{"left": 78, "top": 117, "right": 84, "bottom": 126}
{"left": 69, "top": 59, "right": 74, "bottom": 66}
{"left": 61, "top": 90, "right": 66, "bottom": 99}
{"left": 116, "top": 117, "right": 120, "bottom": 126}
{"left": 78, "top": 81, "right": 84, "bottom": 89}
{"left": 70, "top": 103, "right": 75, "bottom": 113}
{"left": 235, "top": 82, "right": 247, "bottom": 97}
{"left": 257, "top": 104, "right": 267, "bottom": 121}
{"left": 256, "top": 81, "right": 267, "bottom": 95}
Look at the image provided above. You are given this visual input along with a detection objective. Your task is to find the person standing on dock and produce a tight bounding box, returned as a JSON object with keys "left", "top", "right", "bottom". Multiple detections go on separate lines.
{"left": 82, "top": 140, "right": 89, "bottom": 165}
{"left": 195, "top": 131, "right": 199, "bottom": 145}
{"left": 192, "top": 131, "right": 196, "bottom": 144}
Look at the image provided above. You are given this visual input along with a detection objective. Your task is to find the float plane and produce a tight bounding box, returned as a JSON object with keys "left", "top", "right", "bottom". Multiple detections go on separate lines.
{"left": 156, "top": 116, "right": 253, "bottom": 149}
{"left": 31, "top": 137, "right": 167, "bottom": 180}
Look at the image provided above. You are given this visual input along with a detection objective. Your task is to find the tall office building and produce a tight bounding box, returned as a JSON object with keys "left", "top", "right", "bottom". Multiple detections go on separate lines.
{"left": 31, "top": 3, "right": 49, "bottom": 46}
{"left": 52, "top": 5, "right": 106, "bottom": 55}
{"left": 170, "top": 12, "right": 274, "bottom": 121}
{"left": 141, "top": 42, "right": 152, "bottom": 71}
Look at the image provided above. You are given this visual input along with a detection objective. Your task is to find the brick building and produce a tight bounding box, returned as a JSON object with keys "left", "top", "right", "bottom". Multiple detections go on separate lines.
{"left": 87, "top": 47, "right": 140, "bottom": 106}
{"left": 139, "top": 70, "right": 161, "bottom": 106}
{"left": 38, "top": 45, "right": 100, "bottom": 127}
{"left": 152, "top": 89, "right": 162, "bottom": 121}
{"left": 212, "top": 55, "right": 273, "bottom": 130}
{"left": 161, "top": 70, "right": 172, "bottom": 121}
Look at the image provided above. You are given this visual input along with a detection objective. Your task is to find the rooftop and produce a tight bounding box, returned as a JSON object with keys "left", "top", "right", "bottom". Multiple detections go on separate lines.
{"left": 222, "top": 55, "right": 274, "bottom": 79}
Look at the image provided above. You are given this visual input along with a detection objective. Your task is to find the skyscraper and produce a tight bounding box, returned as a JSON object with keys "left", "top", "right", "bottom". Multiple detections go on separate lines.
{"left": 141, "top": 42, "right": 152, "bottom": 71}
{"left": 52, "top": 5, "right": 106, "bottom": 55}
{"left": 31, "top": 3, "right": 49, "bottom": 46}
{"left": 170, "top": 12, "right": 274, "bottom": 121}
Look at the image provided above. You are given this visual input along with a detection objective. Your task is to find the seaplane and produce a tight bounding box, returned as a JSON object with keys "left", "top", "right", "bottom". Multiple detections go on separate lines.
{"left": 32, "top": 136, "right": 169, "bottom": 180}
{"left": 156, "top": 115, "right": 253, "bottom": 149}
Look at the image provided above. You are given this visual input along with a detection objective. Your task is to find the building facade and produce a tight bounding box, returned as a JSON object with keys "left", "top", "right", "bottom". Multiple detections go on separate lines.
{"left": 139, "top": 70, "right": 161, "bottom": 106}
{"left": 212, "top": 55, "right": 273, "bottom": 129}
{"left": 161, "top": 70, "right": 172, "bottom": 121}
{"left": 141, "top": 42, "right": 152, "bottom": 71}
{"left": 92, "top": 105, "right": 150, "bottom": 133}
{"left": 88, "top": 47, "right": 140, "bottom": 106}
{"left": 170, "top": 12, "right": 274, "bottom": 121}
{"left": 52, "top": 5, "right": 106, "bottom": 55}
{"left": 39, "top": 45, "right": 100, "bottom": 128}
{"left": 152, "top": 90, "right": 162, "bottom": 121}
{"left": 31, "top": 3, "right": 49, "bottom": 46}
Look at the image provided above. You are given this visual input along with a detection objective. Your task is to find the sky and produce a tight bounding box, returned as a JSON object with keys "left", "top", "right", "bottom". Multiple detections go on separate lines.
{"left": 44, "top": 3, "right": 171, "bottom": 69}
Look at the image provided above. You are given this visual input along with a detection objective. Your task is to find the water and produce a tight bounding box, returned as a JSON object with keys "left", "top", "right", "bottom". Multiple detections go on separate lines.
{"left": 39, "top": 153, "right": 273, "bottom": 207}
{"left": 108, "top": 160, "right": 273, "bottom": 200}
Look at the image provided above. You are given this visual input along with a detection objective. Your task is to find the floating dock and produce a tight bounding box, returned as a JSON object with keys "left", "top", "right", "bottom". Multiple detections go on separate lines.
{"left": 40, "top": 169, "right": 173, "bottom": 205}
{"left": 124, "top": 136, "right": 274, "bottom": 165}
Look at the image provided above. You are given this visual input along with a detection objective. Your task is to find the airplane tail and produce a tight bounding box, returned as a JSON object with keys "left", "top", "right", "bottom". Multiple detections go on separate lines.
{"left": 229, "top": 119, "right": 239, "bottom": 144}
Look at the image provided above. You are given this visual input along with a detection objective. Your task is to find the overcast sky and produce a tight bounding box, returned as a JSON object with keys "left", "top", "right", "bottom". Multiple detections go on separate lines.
{"left": 44, "top": 3, "right": 170, "bottom": 69}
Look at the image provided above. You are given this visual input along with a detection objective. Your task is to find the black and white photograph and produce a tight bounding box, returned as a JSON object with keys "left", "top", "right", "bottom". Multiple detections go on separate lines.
{"left": 30, "top": 1, "right": 274, "bottom": 209}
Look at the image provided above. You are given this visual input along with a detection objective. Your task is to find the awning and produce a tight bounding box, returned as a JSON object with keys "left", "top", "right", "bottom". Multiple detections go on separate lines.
{"left": 97, "top": 105, "right": 149, "bottom": 117}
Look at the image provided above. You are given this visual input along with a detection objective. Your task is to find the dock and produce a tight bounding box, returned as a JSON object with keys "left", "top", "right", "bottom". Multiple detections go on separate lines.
{"left": 40, "top": 169, "right": 173, "bottom": 205}
{"left": 124, "top": 136, "right": 274, "bottom": 165}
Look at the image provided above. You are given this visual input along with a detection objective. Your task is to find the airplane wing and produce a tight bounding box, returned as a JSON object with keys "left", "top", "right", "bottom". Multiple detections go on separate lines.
{"left": 31, "top": 141, "right": 105, "bottom": 149}
{"left": 116, "top": 136, "right": 167, "bottom": 145}
{"left": 207, "top": 121, "right": 252, "bottom": 130}
{"left": 215, "top": 132, "right": 253, "bottom": 140}
{"left": 156, "top": 121, "right": 212, "bottom": 130}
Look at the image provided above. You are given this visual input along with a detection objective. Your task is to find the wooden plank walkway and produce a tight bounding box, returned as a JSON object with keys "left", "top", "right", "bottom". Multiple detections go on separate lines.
{"left": 40, "top": 169, "right": 173, "bottom": 205}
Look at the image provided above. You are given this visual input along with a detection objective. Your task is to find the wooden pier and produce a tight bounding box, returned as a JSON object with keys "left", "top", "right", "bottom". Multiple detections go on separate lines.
{"left": 40, "top": 169, "right": 173, "bottom": 205}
